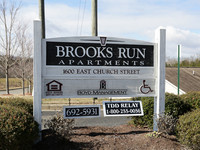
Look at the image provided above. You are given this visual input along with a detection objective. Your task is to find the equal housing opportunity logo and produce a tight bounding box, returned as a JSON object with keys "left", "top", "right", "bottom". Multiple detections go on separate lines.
{"left": 46, "top": 80, "right": 63, "bottom": 96}
{"left": 77, "top": 80, "right": 127, "bottom": 96}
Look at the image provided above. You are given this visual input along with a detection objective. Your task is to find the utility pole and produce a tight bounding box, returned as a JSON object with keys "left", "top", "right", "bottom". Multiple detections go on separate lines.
{"left": 92, "top": 0, "right": 98, "bottom": 36}
{"left": 92, "top": 0, "right": 98, "bottom": 103}
{"left": 39, "top": 0, "right": 45, "bottom": 38}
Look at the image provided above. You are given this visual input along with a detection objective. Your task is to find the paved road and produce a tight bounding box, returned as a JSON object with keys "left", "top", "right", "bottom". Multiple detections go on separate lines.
{"left": 42, "top": 110, "right": 131, "bottom": 129}
{"left": 0, "top": 88, "right": 29, "bottom": 95}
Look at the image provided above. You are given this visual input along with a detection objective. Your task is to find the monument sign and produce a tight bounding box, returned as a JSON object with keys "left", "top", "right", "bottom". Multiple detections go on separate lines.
{"left": 33, "top": 21, "right": 165, "bottom": 132}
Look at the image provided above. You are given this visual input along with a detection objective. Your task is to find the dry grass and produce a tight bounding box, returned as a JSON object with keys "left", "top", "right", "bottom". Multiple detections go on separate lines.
{"left": 42, "top": 97, "right": 132, "bottom": 104}
{"left": 0, "top": 78, "right": 30, "bottom": 90}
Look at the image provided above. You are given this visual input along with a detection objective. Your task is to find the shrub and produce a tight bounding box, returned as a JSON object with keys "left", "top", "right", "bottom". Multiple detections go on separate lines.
{"left": 130, "top": 93, "right": 192, "bottom": 128}
{"left": 156, "top": 93, "right": 192, "bottom": 134}
{"left": 165, "top": 93, "right": 192, "bottom": 119}
{"left": 177, "top": 108, "right": 200, "bottom": 150}
{"left": 180, "top": 92, "right": 200, "bottom": 109}
{"left": 0, "top": 97, "right": 33, "bottom": 114}
{"left": 157, "top": 114, "right": 177, "bottom": 135}
{"left": 44, "top": 113, "right": 75, "bottom": 142}
{"left": 0, "top": 104, "right": 39, "bottom": 150}
{"left": 130, "top": 97, "right": 154, "bottom": 128}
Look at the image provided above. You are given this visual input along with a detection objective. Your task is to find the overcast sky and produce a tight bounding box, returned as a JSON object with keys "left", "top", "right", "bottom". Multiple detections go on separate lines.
{"left": 20, "top": 0, "right": 200, "bottom": 59}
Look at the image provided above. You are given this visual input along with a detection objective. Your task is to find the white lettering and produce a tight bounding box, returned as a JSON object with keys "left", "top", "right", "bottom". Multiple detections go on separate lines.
{"left": 106, "top": 47, "right": 113, "bottom": 58}
{"left": 104, "top": 60, "right": 112, "bottom": 66}
{"left": 107, "top": 103, "right": 119, "bottom": 108}
{"left": 95, "top": 60, "right": 101, "bottom": 65}
{"left": 77, "top": 60, "right": 84, "bottom": 65}
{"left": 86, "top": 46, "right": 97, "bottom": 58}
{"left": 97, "top": 47, "right": 106, "bottom": 58}
{"left": 140, "top": 61, "right": 144, "bottom": 66}
{"left": 118, "top": 47, "right": 146, "bottom": 59}
{"left": 118, "top": 48, "right": 126, "bottom": 58}
{"left": 127, "top": 48, "right": 136, "bottom": 58}
{"left": 65, "top": 46, "right": 74, "bottom": 57}
{"left": 69, "top": 60, "right": 74, "bottom": 65}
{"left": 115, "top": 60, "right": 120, "bottom": 65}
{"left": 56, "top": 46, "right": 65, "bottom": 57}
{"left": 58, "top": 60, "right": 65, "bottom": 65}
{"left": 137, "top": 48, "right": 146, "bottom": 58}
{"left": 87, "top": 60, "right": 93, "bottom": 65}
{"left": 75, "top": 46, "right": 85, "bottom": 58}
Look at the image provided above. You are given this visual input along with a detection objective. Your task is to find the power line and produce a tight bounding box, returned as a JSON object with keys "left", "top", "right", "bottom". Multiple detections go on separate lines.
{"left": 76, "top": 0, "right": 81, "bottom": 35}
{"left": 80, "top": 0, "right": 86, "bottom": 35}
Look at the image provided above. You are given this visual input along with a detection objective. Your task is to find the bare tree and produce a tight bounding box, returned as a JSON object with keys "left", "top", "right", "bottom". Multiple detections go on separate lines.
{"left": 13, "top": 23, "right": 33, "bottom": 95}
{"left": 0, "top": 0, "right": 21, "bottom": 94}
{"left": 25, "top": 58, "right": 33, "bottom": 94}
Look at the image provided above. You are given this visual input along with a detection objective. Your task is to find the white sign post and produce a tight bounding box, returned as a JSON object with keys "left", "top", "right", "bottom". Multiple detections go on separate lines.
{"left": 33, "top": 20, "right": 42, "bottom": 137}
{"left": 33, "top": 20, "right": 166, "bottom": 135}
{"left": 154, "top": 28, "right": 166, "bottom": 131}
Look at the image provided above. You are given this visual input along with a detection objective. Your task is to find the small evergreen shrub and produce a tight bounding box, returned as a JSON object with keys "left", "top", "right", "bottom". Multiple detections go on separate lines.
{"left": 44, "top": 113, "right": 75, "bottom": 142}
{"left": 165, "top": 93, "right": 192, "bottom": 119}
{"left": 177, "top": 108, "right": 200, "bottom": 150}
{"left": 130, "top": 97, "right": 154, "bottom": 128}
{"left": 0, "top": 97, "right": 33, "bottom": 114}
{"left": 0, "top": 104, "right": 39, "bottom": 150}
{"left": 180, "top": 92, "right": 200, "bottom": 109}
{"left": 130, "top": 93, "right": 192, "bottom": 128}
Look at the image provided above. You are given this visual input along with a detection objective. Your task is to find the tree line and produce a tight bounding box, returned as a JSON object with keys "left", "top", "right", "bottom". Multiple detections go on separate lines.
{"left": 166, "top": 57, "right": 200, "bottom": 67}
{"left": 0, "top": 0, "right": 33, "bottom": 95}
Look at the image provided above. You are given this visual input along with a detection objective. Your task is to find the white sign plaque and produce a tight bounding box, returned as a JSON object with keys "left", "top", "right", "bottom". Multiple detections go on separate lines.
{"left": 41, "top": 36, "right": 156, "bottom": 98}
{"left": 43, "top": 79, "right": 155, "bottom": 98}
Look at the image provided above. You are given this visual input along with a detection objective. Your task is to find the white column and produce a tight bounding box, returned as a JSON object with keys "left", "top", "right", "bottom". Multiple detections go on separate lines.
{"left": 153, "top": 28, "right": 166, "bottom": 131}
{"left": 33, "top": 20, "right": 42, "bottom": 138}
